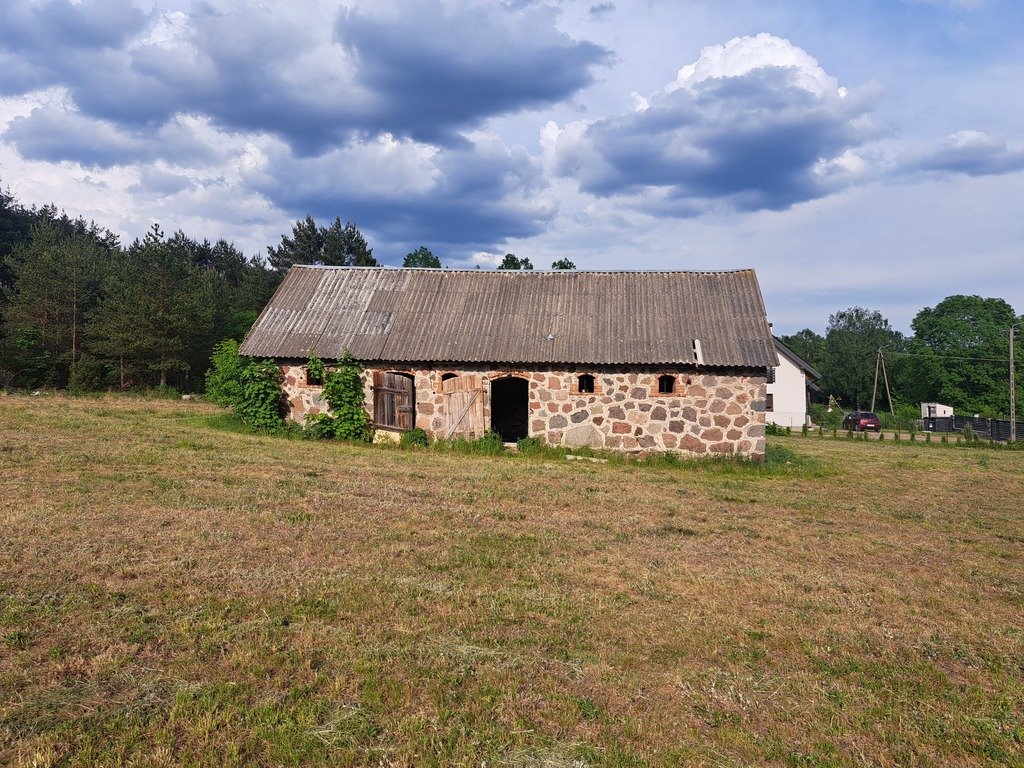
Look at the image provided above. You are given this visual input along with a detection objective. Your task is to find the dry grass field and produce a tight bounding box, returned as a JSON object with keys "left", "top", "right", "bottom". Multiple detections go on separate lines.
{"left": 1, "top": 395, "right": 1022, "bottom": 767}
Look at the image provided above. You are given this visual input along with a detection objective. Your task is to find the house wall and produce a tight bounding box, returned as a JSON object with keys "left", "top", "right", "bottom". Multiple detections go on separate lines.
{"left": 278, "top": 363, "right": 767, "bottom": 458}
{"left": 766, "top": 354, "right": 809, "bottom": 428}
{"left": 920, "top": 402, "right": 954, "bottom": 419}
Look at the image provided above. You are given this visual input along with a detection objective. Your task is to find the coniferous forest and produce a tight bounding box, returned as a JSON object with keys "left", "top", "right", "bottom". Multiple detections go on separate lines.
{"left": 0, "top": 186, "right": 387, "bottom": 393}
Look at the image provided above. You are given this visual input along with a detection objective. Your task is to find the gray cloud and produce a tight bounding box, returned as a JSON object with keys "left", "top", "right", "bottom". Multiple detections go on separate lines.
{"left": 4, "top": 107, "right": 233, "bottom": 168}
{"left": 335, "top": 3, "right": 611, "bottom": 146}
{"left": 899, "top": 131, "right": 1024, "bottom": 177}
{"left": 0, "top": 0, "right": 609, "bottom": 156}
{"left": 0, "top": 0, "right": 604, "bottom": 255}
{"left": 251, "top": 134, "right": 554, "bottom": 256}
{"left": 545, "top": 35, "right": 882, "bottom": 215}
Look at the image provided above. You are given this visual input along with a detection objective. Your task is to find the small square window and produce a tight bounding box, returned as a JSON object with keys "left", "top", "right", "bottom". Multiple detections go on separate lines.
{"left": 765, "top": 393, "right": 774, "bottom": 412}
{"left": 658, "top": 375, "right": 675, "bottom": 394}
{"left": 577, "top": 374, "right": 595, "bottom": 394}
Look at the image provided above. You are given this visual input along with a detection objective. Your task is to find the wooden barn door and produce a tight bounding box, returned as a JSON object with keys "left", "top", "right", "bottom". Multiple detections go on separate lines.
{"left": 442, "top": 375, "right": 485, "bottom": 439}
{"left": 373, "top": 371, "right": 415, "bottom": 430}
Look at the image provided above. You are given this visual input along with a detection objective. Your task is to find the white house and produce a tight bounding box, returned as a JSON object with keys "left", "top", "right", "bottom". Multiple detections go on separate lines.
{"left": 921, "top": 402, "right": 954, "bottom": 419}
{"left": 765, "top": 337, "right": 820, "bottom": 428}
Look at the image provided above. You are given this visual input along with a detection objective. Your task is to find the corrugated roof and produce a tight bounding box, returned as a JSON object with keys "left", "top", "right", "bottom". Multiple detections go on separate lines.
{"left": 239, "top": 266, "right": 777, "bottom": 367}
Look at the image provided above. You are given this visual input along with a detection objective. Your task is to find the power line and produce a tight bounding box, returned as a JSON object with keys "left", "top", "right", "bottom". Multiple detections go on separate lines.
{"left": 881, "top": 350, "right": 1011, "bottom": 363}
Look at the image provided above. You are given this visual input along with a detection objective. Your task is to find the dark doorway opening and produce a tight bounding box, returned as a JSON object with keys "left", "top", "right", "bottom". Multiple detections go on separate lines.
{"left": 490, "top": 377, "right": 529, "bottom": 442}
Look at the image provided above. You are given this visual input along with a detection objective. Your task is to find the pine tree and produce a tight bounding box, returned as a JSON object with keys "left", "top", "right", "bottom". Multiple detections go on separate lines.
{"left": 402, "top": 246, "right": 441, "bottom": 268}
{"left": 322, "top": 218, "right": 377, "bottom": 266}
{"left": 267, "top": 215, "right": 323, "bottom": 271}
{"left": 2, "top": 218, "right": 107, "bottom": 386}
{"left": 91, "top": 225, "right": 214, "bottom": 389}
{"left": 268, "top": 216, "right": 378, "bottom": 271}
{"left": 497, "top": 253, "right": 533, "bottom": 270}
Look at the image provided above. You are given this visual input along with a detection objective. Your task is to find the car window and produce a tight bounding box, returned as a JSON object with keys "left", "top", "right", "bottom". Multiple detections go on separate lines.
{"left": 864, "top": 413, "right": 878, "bottom": 419}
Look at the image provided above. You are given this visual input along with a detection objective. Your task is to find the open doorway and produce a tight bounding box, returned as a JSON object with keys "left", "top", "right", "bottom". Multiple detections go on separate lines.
{"left": 490, "top": 376, "right": 529, "bottom": 442}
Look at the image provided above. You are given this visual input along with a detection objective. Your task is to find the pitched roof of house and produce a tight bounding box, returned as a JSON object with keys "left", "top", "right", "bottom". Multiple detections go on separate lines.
{"left": 239, "top": 266, "right": 777, "bottom": 368}
{"left": 772, "top": 337, "right": 821, "bottom": 380}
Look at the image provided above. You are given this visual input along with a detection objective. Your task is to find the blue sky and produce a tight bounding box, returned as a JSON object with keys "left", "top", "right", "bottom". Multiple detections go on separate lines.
{"left": 1, "top": 0, "right": 1021, "bottom": 334}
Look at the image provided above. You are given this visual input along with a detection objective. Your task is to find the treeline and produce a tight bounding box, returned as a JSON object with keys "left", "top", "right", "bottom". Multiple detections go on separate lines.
{"left": 3, "top": 185, "right": 1019, "bottom": 413}
{"left": 781, "top": 301, "right": 1024, "bottom": 421}
{"left": 0, "top": 189, "right": 281, "bottom": 392}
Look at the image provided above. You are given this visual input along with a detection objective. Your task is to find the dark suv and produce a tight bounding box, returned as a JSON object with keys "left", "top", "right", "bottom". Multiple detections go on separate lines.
{"left": 843, "top": 411, "right": 882, "bottom": 432}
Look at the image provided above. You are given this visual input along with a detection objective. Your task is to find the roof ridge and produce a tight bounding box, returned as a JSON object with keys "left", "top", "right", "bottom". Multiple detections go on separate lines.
{"left": 289, "top": 265, "right": 756, "bottom": 275}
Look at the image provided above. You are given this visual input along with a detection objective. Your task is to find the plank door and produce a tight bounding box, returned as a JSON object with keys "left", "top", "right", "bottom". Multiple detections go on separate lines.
{"left": 373, "top": 371, "right": 415, "bottom": 430}
{"left": 442, "top": 375, "right": 485, "bottom": 439}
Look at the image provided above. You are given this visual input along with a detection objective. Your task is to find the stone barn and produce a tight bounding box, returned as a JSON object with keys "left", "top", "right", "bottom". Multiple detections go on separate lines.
{"left": 239, "top": 266, "right": 778, "bottom": 458}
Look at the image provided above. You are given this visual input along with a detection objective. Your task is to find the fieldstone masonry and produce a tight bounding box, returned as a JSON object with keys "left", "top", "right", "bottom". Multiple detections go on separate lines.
{"left": 278, "top": 363, "right": 766, "bottom": 458}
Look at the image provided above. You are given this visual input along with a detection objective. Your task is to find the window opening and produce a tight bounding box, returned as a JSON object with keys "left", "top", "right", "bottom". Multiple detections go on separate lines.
{"left": 577, "top": 374, "right": 595, "bottom": 394}
{"left": 658, "top": 375, "right": 675, "bottom": 394}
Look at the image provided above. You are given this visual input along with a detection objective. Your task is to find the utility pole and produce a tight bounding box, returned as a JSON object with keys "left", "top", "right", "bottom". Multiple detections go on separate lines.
{"left": 870, "top": 350, "right": 881, "bottom": 413}
{"left": 880, "top": 351, "right": 895, "bottom": 418}
{"left": 1011, "top": 326, "right": 1017, "bottom": 443}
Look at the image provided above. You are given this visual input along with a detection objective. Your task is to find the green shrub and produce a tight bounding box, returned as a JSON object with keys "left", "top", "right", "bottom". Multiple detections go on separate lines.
{"left": 477, "top": 430, "right": 505, "bottom": 454}
{"left": 765, "top": 423, "right": 786, "bottom": 437}
{"left": 809, "top": 403, "right": 843, "bottom": 429}
{"left": 237, "top": 360, "right": 283, "bottom": 431}
{"left": 68, "top": 355, "right": 105, "bottom": 394}
{"left": 303, "top": 412, "right": 337, "bottom": 440}
{"left": 516, "top": 436, "right": 543, "bottom": 454}
{"left": 204, "top": 339, "right": 245, "bottom": 407}
{"left": 321, "top": 352, "right": 373, "bottom": 442}
{"left": 306, "top": 354, "right": 325, "bottom": 386}
{"left": 401, "top": 427, "right": 430, "bottom": 448}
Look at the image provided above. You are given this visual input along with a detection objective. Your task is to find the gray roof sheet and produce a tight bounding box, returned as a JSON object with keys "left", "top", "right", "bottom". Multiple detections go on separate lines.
{"left": 239, "top": 266, "right": 777, "bottom": 367}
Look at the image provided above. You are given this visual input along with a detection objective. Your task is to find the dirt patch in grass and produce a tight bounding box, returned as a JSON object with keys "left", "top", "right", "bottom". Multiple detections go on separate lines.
{"left": 1, "top": 395, "right": 1022, "bottom": 766}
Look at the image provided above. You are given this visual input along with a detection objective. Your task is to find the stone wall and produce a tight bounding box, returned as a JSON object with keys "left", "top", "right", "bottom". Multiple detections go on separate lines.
{"left": 280, "top": 364, "right": 329, "bottom": 421}
{"left": 277, "top": 362, "right": 766, "bottom": 458}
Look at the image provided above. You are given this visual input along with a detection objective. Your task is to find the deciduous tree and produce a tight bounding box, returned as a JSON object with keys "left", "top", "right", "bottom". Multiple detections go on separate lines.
{"left": 821, "top": 307, "right": 903, "bottom": 410}
{"left": 910, "top": 295, "right": 1021, "bottom": 417}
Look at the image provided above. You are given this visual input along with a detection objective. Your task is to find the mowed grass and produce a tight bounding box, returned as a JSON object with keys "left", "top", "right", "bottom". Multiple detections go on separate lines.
{"left": 1, "top": 396, "right": 1022, "bottom": 767}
